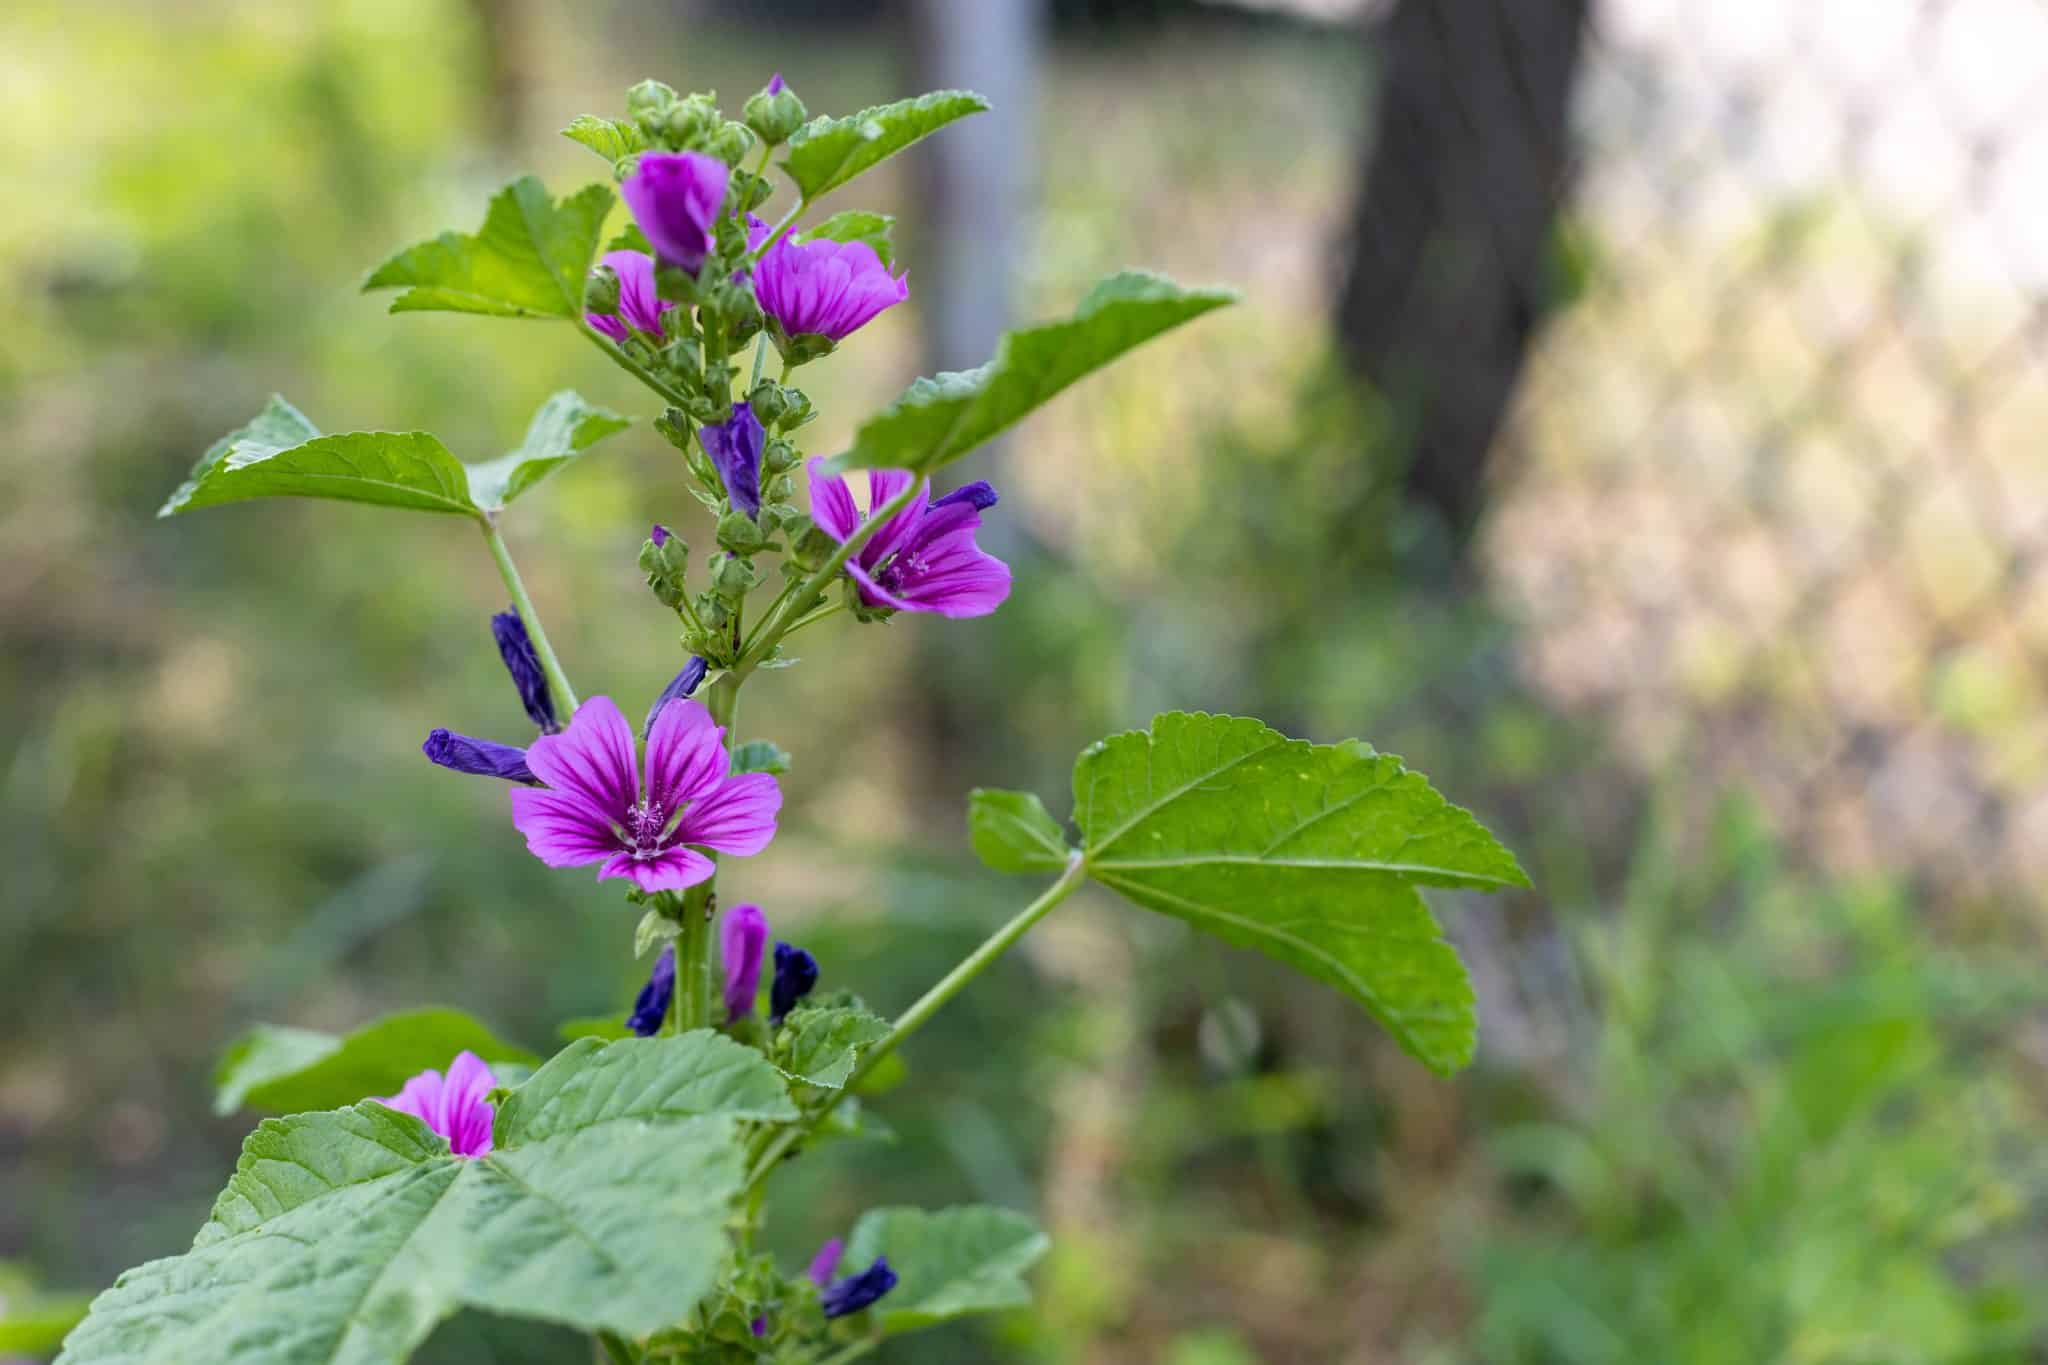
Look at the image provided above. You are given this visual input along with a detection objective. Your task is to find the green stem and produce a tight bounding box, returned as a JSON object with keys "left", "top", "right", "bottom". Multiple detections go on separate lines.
{"left": 669, "top": 672, "right": 742, "bottom": 1034}
{"left": 738, "top": 477, "right": 921, "bottom": 679}
{"left": 748, "top": 333, "right": 769, "bottom": 391}
{"left": 481, "top": 518, "right": 578, "bottom": 715}
{"left": 578, "top": 323, "right": 693, "bottom": 409}
{"left": 745, "top": 854, "right": 1087, "bottom": 1191}
{"left": 748, "top": 199, "right": 807, "bottom": 264}
{"left": 813, "top": 1337, "right": 881, "bottom": 1365}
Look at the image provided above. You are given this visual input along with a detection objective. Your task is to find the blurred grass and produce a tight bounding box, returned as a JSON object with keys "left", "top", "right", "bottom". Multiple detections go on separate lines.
{"left": 3, "top": 2, "right": 2046, "bottom": 1363}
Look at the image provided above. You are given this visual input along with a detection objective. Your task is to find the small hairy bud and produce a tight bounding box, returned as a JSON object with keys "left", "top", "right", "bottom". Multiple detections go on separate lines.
{"left": 582, "top": 262, "right": 621, "bottom": 316}
{"left": 626, "top": 79, "right": 680, "bottom": 133}
{"left": 743, "top": 75, "right": 808, "bottom": 146}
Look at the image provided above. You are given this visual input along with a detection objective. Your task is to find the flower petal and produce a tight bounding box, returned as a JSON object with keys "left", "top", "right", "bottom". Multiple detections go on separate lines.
{"left": 808, "top": 458, "right": 861, "bottom": 542}
{"left": 858, "top": 470, "right": 927, "bottom": 570}
{"left": 599, "top": 847, "right": 715, "bottom": 893}
{"left": 645, "top": 697, "right": 728, "bottom": 810}
{"left": 679, "top": 772, "right": 781, "bottom": 856}
{"left": 524, "top": 696, "right": 639, "bottom": 820}
{"left": 603, "top": 249, "right": 667, "bottom": 337}
{"left": 510, "top": 787, "right": 620, "bottom": 867}
{"left": 894, "top": 540, "right": 1012, "bottom": 618}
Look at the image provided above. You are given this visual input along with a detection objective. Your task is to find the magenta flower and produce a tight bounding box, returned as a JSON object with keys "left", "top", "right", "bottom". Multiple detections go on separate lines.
{"left": 585, "top": 250, "right": 672, "bottom": 344}
{"left": 807, "top": 462, "right": 1011, "bottom": 617}
{"left": 699, "top": 403, "right": 765, "bottom": 517}
{"left": 509, "top": 695, "right": 780, "bottom": 893}
{"left": 721, "top": 902, "right": 768, "bottom": 1021}
{"left": 622, "top": 151, "right": 731, "bottom": 274}
{"left": 377, "top": 1051, "right": 497, "bottom": 1157}
{"left": 755, "top": 232, "right": 907, "bottom": 341}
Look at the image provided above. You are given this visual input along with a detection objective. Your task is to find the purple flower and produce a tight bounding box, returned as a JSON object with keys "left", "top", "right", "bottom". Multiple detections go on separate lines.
{"left": 806, "top": 1237, "right": 845, "bottom": 1286}
{"left": 492, "top": 609, "right": 557, "bottom": 732}
{"left": 766, "top": 73, "right": 788, "bottom": 96}
{"left": 820, "top": 1257, "right": 898, "bottom": 1319}
{"left": 628, "top": 944, "right": 676, "bottom": 1037}
{"left": 721, "top": 903, "right": 769, "bottom": 1022}
{"left": 754, "top": 233, "right": 907, "bottom": 341}
{"left": 622, "top": 151, "right": 731, "bottom": 274}
{"left": 699, "top": 403, "right": 765, "bottom": 518}
{"left": 509, "top": 695, "right": 781, "bottom": 893}
{"left": 376, "top": 1051, "right": 497, "bottom": 1157}
{"left": 651, "top": 522, "right": 673, "bottom": 547}
{"left": 770, "top": 941, "right": 818, "bottom": 1023}
{"left": 422, "top": 729, "right": 536, "bottom": 784}
{"left": 585, "top": 250, "right": 673, "bottom": 343}
{"left": 645, "top": 656, "right": 709, "bottom": 735}
{"left": 807, "top": 462, "right": 1011, "bottom": 618}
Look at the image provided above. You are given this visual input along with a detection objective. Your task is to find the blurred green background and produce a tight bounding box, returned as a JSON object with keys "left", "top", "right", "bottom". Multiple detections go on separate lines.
{"left": 5, "top": 1, "right": 2048, "bottom": 1361}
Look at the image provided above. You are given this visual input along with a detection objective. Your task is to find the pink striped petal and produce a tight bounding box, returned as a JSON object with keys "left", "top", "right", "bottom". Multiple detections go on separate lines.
{"left": 679, "top": 773, "right": 781, "bottom": 856}
{"left": 524, "top": 697, "right": 639, "bottom": 820}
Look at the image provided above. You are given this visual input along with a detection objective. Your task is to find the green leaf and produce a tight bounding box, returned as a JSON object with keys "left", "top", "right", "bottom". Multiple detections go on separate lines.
{"left": 59, "top": 1033, "right": 792, "bottom": 1365}
{"left": 463, "top": 390, "right": 631, "bottom": 510}
{"left": 730, "top": 739, "right": 792, "bottom": 776}
{"left": 968, "top": 788, "right": 1074, "bottom": 875}
{"left": 364, "top": 175, "right": 613, "bottom": 319}
{"left": 804, "top": 210, "right": 897, "bottom": 268}
{"left": 780, "top": 91, "right": 989, "bottom": 202}
{"left": 160, "top": 406, "right": 479, "bottom": 520}
{"left": 832, "top": 271, "right": 1238, "bottom": 475}
{"left": 212, "top": 1007, "right": 540, "bottom": 1116}
{"left": 1072, "top": 712, "right": 1528, "bottom": 1075}
{"left": 776, "top": 1006, "right": 891, "bottom": 1089}
{"left": 561, "top": 114, "right": 646, "bottom": 165}
{"left": 841, "top": 1206, "right": 1049, "bottom": 1334}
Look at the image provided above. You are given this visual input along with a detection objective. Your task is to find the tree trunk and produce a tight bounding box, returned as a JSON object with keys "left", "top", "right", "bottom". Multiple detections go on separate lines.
{"left": 1333, "top": 0, "right": 1590, "bottom": 559}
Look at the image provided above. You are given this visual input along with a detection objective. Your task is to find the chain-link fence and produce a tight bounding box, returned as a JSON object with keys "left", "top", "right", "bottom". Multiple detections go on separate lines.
{"left": 1478, "top": 0, "right": 2048, "bottom": 897}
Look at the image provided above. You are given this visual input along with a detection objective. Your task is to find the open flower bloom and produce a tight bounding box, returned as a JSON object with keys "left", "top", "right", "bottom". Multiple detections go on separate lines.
{"left": 754, "top": 231, "right": 907, "bottom": 341}
{"left": 510, "top": 696, "right": 780, "bottom": 893}
{"left": 622, "top": 151, "right": 730, "bottom": 274}
{"left": 808, "top": 463, "right": 1011, "bottom": 618}
{"left": 377, "top": 1051, "right": 497, "bottom": 1157}
{"left": 721, "top": 903, "right": 769, "bottom": 1022}
{"left": 585, "top": 250, "right": 673, "bottom": 344}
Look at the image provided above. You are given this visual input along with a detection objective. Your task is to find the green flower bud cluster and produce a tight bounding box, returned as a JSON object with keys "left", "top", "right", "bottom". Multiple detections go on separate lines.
{"left": 625, "top": 80, "right": 756, "bottom": 164}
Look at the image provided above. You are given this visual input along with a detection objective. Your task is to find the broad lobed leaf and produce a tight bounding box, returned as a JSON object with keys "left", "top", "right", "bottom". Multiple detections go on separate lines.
{"left": 775, "top": 1006, "right": 891, "bottom": 1090}
{"left": 58, "top": 1033, "right": 789, "bottom": 1365}
{"left": 832, "top": 271, "right": 1238, "bottom": 476}
{"left": 1070, "top": 712, "right": 1528, "bottom": 1075}
{"left": 160, "top": 391, "right": 627, "bottom": 521}
{"left": 842, "top": 1205, "right": 1049, "bottom": 1335}
{"left": 213, "top": 1007, "right": 539, "bottom": 1116}
{"left": 363, "top": 176, "right": 613, "bottom": 319}
{"left": 968, "top": 788, "right": 1073, "bottom": 875}
{"left": 561, "top": 114, "right": 646, "bottom": 166}
{"left": 779, "top": 90, "right": 990, "bottom": 201}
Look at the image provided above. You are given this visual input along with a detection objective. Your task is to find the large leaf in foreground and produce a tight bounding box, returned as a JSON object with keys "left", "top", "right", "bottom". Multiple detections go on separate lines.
{"left": 212, "top": 1007, "right": 540, "bottom": 1116}
{"left": 842, "top": 1206, "right": 1048, "bottom": 1335}
{"left": 832, "top": 271, "right": 1236, "bottom": 475}
{"left": 160, "top": 392, "right": 626, "bottom": 520}
{"left": 363, "top": 176, "right": 613, "bottom": 319}
{"left": 1072, "top": 712, "right": 1528, "bottom": 1075}
{"left": 58, "top": 1033, "right": 796, "bottom": 1365}
{"left": 779, "top": 90, "right": 989, "bottom": 201}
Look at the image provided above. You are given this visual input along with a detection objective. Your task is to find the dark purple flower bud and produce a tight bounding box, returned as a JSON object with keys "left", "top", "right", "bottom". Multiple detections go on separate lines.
{"left": 422, "top": 729, "right": 536, "bottom": 783}
{"left": 755, "top": 232, "right": 908, "bottom": 342}
{"left": 622, "top": 151, "right": 730, "bottom": 274}
{"left": 491, "top": 610, "right": 558, "bottom": 732}
{"left": 750, "top": 1316, "right": 767, "bottom": 1338}
{"left": 766, "top": 73, "right": 787, "bottom": 96}
{"left": 651, "top": 523, "right": 672, "bottom": 547}
{"left": 644, "top": 656, "right": 709, "bottom": 734}
{"left": 627, "top": 944, "right": 676, "bottom": 1037}
{"left": 820, "top": 1258, "right": 898, "bottom": 1319}
{"left": 721, "top": 903, "right": 769, "bottom": 1022}
{"left": 930, "top": 480, "right": 998, "bottom": 513}
{"left": 698, "top": 403, "right": 765, "bottom": 518}
{"left": 770, "top": 941, "right": 818, "bottom": 1023}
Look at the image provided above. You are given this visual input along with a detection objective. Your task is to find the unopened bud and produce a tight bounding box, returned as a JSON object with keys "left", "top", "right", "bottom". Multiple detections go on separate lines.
{"left": 626, "top": 79, "right": 680, "bottom": 134}
{"left": 583, "top": 262, "right": 621, "bottom": 316}
{"left": 743, "top": 75, "right": 808, "bottom": 146}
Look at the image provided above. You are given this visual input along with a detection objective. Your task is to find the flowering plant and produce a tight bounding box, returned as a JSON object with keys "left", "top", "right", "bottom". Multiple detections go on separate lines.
{"left": 61, "top": 75, "right": 1526, "bottom": 1365}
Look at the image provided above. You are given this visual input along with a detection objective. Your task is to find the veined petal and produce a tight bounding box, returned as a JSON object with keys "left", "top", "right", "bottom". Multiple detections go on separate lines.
{"left": 861, "top": 469, "right": 925, "bottom": 566}
{"left": 808, "top": 458, "right": 861, "bottom": 542}
{"left": 645, "top": 697, "right": 728, "bottom": 809}
{"left": 586, "top": 312, "right": 630, "bottom": 344}
{"left": 509, "top": 787, "right": 620, "bottom": 867}
{"left": 603, "top": 249, "right": 667, "bottom": 337}
{"left": 894, "top": 542, "right": 1012, "bottom": 618}
{"left": 842, "top": 560, "right": 918, "bottom": 614}
{"left": 679, "top": 772, "right": 781, "bottom": 856}
{"left": 525, "top": 696, "right": 640, "bottom": 820}
{"left": 600, "top": 847, "right": 715, "bottom": 893}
